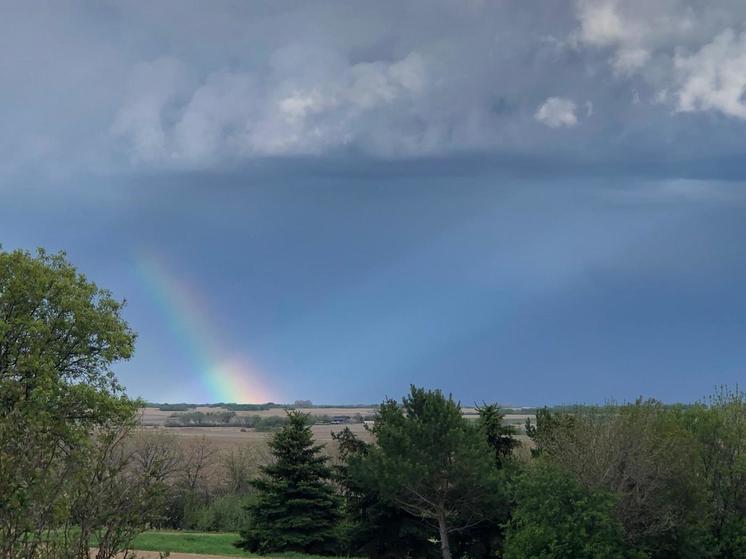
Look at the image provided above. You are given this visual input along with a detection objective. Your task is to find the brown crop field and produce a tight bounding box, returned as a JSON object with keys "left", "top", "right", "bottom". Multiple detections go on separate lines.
{"left": 134, "top": 406, "right": 534, "bottom": 458}
{"left": 138, "top": 422, "right": 373, "bottom": 449}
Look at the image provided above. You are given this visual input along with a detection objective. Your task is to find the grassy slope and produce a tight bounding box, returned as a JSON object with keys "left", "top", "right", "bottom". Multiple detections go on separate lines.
{"left": 129, "top": 531, "right": 347, "bottom": 558}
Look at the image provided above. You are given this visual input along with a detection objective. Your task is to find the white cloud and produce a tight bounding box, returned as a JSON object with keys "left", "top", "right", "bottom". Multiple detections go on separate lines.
{"left": 573, "top": 0, "right": 746, "bottom": 118}
{"left": 535, "top": 97, "right": 578, "bottom": 128}
{"left": 112, "top": 51, "right": 429, "bottom": 163}
{"left": 574, "top": 0, "right": 652, "bottom": 73}
{"left": 675, "top": 29, "right": 746, "bottom": 119}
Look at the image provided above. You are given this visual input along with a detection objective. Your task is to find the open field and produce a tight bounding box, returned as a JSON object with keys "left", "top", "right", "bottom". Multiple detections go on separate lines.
{"left": 135, "top": 407, "right": 534, "bottom": 457}
{"left": 137, "top": 422, "right": 373, "bottom": 450}
{"left": 135, "top": 406, "right": 534, "bottom": 457}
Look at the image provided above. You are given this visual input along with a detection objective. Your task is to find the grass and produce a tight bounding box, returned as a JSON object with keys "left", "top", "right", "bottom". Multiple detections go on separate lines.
{"left": 128, "top": 530, "right": 349, "bottom": 558}
{"left": 129, "top": 531, "right": 247, "bottom": 556}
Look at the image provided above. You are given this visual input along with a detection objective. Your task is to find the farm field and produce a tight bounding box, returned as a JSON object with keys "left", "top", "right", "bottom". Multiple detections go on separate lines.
{"left": 136, "top": 422, "right": 373, "bottom": 453}
{"left": 135, "top": 406, "right": 534, "bottom": 455}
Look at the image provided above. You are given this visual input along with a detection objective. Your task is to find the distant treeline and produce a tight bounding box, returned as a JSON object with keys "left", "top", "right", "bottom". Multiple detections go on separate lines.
{"left": 165, "top": 411, "right": 286, "bottom": 429}
{"left": 164, "top": 410, "right": 368, "bottom": 429}
{"left": 145, "top": 401, "right": 378, "bottom": 412}
{"left": 146, "top": 402, "right": 277, "bottom": 412}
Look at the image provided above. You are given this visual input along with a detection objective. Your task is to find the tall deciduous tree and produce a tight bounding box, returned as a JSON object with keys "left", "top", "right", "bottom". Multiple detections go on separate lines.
{"left": 527, "top": 401, "right": 710, "bottom": 558}
{"left": 238, "top": 410, "right": 341, "bottom": 555}
{"left": 680, "top": 388, "right": 746, "bottom": 558}
{"left": 361, "top": 386, "right": 501, "bottom": 559}
{"left": 0, "top": 248, "right": 154, "bottom": 558}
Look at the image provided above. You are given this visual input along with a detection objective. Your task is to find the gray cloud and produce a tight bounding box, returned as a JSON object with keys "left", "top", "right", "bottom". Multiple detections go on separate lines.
{"left": 2, "top": 0, "right": 746, "bottom": 178}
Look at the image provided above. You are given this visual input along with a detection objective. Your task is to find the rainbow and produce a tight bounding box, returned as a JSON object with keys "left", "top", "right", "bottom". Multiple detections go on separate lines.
{"left": 135, "top": 252, "right": 274, "bottom": 404}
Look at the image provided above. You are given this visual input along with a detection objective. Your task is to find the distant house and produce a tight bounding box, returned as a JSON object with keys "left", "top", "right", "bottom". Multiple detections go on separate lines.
{"left": 331, "top": 415, "right": 351, "bottom": 424}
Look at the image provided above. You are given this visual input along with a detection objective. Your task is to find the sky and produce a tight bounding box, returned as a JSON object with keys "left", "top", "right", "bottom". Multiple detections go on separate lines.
{"left": 2, "top": 1, "right": 746, "bottom": 405}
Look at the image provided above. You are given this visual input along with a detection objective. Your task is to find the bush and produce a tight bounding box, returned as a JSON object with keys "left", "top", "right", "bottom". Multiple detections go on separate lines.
{"left": 182, "top": 494, "right": 253, "bottom": 532}
{"left": 505, "top": 461, "right": 632, "bottom": 559}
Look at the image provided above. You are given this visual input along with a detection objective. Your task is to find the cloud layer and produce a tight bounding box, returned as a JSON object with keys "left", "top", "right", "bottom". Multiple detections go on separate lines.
{"left": 3, "top": 0, "right": 746, "bottom": 175}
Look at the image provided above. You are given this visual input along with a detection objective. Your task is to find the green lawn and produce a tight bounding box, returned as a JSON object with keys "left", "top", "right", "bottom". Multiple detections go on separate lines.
{"left": 129, "top": 531, "right": 247, "bottom": 556}
{"left": 128, "top": 531, "right": 350, "bottom": 558}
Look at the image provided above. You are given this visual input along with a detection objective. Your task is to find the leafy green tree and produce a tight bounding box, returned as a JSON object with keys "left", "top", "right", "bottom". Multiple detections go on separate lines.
{"left": 360, "top": 386, "right": 502, "bottom": 559}
{"left": 451, "top": 404, "right": 519, "bottom": 558}
{"left": 678, "top": 388, "right": 746, "bottom": 558}
{"left": 527, "top": 401, "right": 710, "bottom": 558}
{"left": 238, "top": 410, "right": 342, "bottom": 555}
{"left": 333, "top": 427, "right": 437, "bottom": 559}
{"left": 504, "top": 461, "right": 631, "bottom": 559}
{"left": 0, "top": 248, "right": 149, "bottom": 558}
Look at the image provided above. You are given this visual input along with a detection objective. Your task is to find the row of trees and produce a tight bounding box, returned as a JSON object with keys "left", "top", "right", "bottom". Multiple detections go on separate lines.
{"left": 162, "top": 410, "right": 366, "bottom": 428}
{"left": 240, "top": 386, "right": 746, "bottom": 559}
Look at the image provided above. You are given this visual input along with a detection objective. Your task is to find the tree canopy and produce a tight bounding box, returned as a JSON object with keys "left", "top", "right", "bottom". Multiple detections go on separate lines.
{"left": 0, "top": 248, "right": 159, "bottom": 558}
{"left": 359, "top": 386, "right": 502, "bottom": 559}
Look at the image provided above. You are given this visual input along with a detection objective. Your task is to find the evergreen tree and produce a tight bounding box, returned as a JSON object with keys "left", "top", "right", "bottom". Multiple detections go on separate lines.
{"left": 238, "top": 410, "right": 341, "bottom": 555}
{"left": 333, "top": 427, "right": 438, "bottom": 559}
{"left": 477, "top": 403, "right": 520, "bottom": 467}
{"left": 452, "top": 403, "right": 519, "bottom": 558}
{"left": 360, "top": 386, "right": 502, "bottom": 559}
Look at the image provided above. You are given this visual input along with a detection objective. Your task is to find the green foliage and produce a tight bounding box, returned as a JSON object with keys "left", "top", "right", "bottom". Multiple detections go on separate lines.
{"left": 676, "top": 387, "right": 746, "bottom": 558}
{"left": 239, "top": 411, "right": 342, "bottom": 555}
{"left": 333, "top": 427, "right": 437, "bottom": 559}
{"left": 166, "top": 410, "right": 237, "bottom": 426}
{"left": 0, "top": 248, "right": 160, "bottom": 558}
{"left": 181, "top": 494, "right": 254, "bottom": 532}
{"left": 359, "top": 386, "right": 504, "bottom": 559}
{"left": 155, "top": 403, "right": 196, "bottom": 411}
{"left": 164, "top": 411, "right": 290, "bottom": 429}
{"left": 448, "top": 404, "right": 521, "bottom": 558}
{"left": 214, "top": 403, "right": 273, "bottom": 411}
{"left": 524, "top": 395, "right": 746, "bottom": 559}
{"left": 504, "top": 461, "right": 632, "bottom": 559}
{"left": 477, "top": 403, "right": 520, "bottom": 467}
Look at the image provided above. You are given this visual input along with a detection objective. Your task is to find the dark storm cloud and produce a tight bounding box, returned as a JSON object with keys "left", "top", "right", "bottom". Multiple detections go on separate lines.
{"left": 3, "top": 0, "right": 746, "bottom": 180}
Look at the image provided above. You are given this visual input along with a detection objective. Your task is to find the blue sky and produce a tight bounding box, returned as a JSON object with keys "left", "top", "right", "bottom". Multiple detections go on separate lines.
{"left": 2, "top": 1, "right": 746, "bottom": 405}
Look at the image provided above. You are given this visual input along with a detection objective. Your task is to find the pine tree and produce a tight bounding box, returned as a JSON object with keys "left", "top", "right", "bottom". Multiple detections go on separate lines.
{"left": 332, "top": 427, "right": 438, "bottom": 559}
{"left": 238, "top": 410, "right": 341, "bottom": 555}
{"left": 360, "top": 386, "right": 503, "bottom": 559}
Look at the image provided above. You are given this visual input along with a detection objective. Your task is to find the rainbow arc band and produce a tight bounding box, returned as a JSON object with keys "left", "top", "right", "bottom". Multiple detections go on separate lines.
{"left": 136, "top": 252, "right": 272, "bottom": 404}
